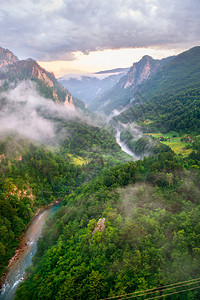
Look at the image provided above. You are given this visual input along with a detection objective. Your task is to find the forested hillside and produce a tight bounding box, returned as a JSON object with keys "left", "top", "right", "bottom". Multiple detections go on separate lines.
{"left": 138, "top": 46, "right": 200, "bottom": 100}
{"left": 0, "top": 136, "right": 79, "bottom": 279}
{"left": 116, "top": 87, "right": 200, "bottom": 134}
{"left": 15, "top": 146, "right": 200, "bottom": 299}
{"left": 0, "top": 118, "right": 130, "bottom": 282}
{"left": 114, "top": 47, "right": 200, "bottom": 134}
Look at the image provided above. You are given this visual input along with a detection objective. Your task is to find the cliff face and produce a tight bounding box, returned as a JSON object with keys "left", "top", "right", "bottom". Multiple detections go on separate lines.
{"left": 121, "top": 56, "right": 162, "bottom": 90}
{"left": 0, "top": 47, "right": 75, "bottom": 107}
{"left": 0, "top": 47, "right": 19, "bottom": 69}
{"left": 64, "top": 93, "right": 74, "bottom": 107}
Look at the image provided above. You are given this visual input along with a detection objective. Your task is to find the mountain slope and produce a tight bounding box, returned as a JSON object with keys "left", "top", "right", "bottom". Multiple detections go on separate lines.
{"left": 58, "top": 68, "right": 129, "bottom": 105}
{"left": 15, "top": 149, "right": 200, "bottom": 300}
{"left": 0, "top": 47, "right": 19, "bottom": 68}
{"left": 0, "top": 48, "right": 85, "bottom": 110}
{"left": 88, "top": 56, "right": 173, "bottom": 114}
{"left": 114, "top": 46, "right": 200, "bottom": 133}
{"left": 137, "top": 46, "right": 200, "bottom": 100}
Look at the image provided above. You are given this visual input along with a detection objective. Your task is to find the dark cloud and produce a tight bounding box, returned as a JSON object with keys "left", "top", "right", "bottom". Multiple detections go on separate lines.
{"left": 0, "top": 0, "right": 200, "bottom": 60}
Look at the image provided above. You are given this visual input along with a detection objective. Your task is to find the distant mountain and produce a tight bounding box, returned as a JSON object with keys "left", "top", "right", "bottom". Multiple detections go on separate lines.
{"left": 95, "top": 67, "right": 129, "bottom": 74}
{"left": 114, "top": 46, "right": 200, "bottom": 133}
{"left": 88, "top": 55, "right": 173, "bottom": 114}
{"left": 0, "top": 47, "right": 85, "bottom": 110}
{"left": 58, "top": 68, "right": 129, "bottom": 105}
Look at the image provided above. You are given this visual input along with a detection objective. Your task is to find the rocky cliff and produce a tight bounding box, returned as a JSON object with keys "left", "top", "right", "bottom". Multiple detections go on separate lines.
{"left": 0, "top": 47, "right": 75, "bottom": 107}
{"left": 121, "top": 56, "right": 160, "bottom": 89}
{"left": 0, "top": 47, "right": 19, "bottom": 68}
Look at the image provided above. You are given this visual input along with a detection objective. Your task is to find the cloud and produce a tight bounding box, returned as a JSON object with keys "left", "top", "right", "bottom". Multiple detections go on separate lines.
{"left": 0, "top": 81, "right": 78, "bottom": 143}
{"left": 0, "top": 0, "right": 200, "bottom": 60}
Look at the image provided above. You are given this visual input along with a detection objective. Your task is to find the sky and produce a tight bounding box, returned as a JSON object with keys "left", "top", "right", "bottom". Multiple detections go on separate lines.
{"left": 0, "top": 0, "right": 200, "bottom": 77}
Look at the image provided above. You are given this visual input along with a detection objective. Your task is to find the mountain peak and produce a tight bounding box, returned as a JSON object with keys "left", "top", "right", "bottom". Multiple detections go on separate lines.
{"left": 88, "top": 54, "right": 173, "bottom": 114}
{"left": 0, "top": 47, "right": 79, "bottom": 108}
{"left": 26, "top": 58, "right": 37, "bottom": 62}
{"left": 141, "top": 54, "right": 153, "bottom": 61}
{"left": 0, "top": 47, "right": 19, "bottom": 68}
{"left": 122, "top": 55, "right": 159, "bottom": 89}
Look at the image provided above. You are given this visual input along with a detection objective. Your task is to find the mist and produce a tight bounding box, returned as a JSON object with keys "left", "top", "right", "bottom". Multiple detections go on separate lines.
{"left": 115, "top": 121, "right": 157, "bottom": 158}
{"left": 0, "top": 81, "right": 79, "bottom": 144}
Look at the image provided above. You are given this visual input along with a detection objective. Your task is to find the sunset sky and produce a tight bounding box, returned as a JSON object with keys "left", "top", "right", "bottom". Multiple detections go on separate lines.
{"left": 1, "top": 0, "right": 199, "bottom": 77}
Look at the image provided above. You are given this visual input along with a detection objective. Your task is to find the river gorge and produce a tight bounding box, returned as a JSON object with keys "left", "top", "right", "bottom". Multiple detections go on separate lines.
{"left": 0, "top": 129, "right": 139, "bottom": 300}
{"left": 0, "top": 205, "right": 59, "bottom": 300}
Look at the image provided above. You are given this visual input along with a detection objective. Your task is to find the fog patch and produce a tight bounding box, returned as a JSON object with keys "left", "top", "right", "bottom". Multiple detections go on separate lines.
{"left": 115, "top": 121, "right": 157, "bottom": 158}
{"left": 0, "top": 81, "right": 79, "bottom": 144}
{"left": 60, "top": 71, "right": 127, "bottom": 81}
{"left": 116, "top": 183, "right": 164, "bottom": 218}
{"left": 122, "top": 122, "right": 143, "bottom": 140}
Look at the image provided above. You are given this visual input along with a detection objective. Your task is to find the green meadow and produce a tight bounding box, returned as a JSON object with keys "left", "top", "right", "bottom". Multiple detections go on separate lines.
{"left": 146, "top": 132, "right": 193, "bottom": 156}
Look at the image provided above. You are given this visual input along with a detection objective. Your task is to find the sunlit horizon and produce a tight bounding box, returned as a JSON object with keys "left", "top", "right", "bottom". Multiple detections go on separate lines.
{"left": 38, "top": 46, "right": 187, "bottom": 78}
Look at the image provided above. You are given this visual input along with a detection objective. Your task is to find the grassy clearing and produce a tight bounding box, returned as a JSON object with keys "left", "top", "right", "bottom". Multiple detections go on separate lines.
{"left": 68, "top": 154, "right": 89, "bottom": 166}
{"left": 145, "top": 132, "right": 193, "bottom": 156}
{"left": 137, "top": 119, "right": 154, "bottom": 127}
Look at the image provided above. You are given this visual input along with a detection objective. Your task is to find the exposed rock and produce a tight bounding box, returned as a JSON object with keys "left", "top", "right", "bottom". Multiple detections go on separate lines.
{"left": 32, "top": 64, "right": 54, "bottom": 87}
{"left": 123, "top": 56, "right": 160, "bottom": 89}
{"left": 53, "top": 89, "right": 60, "bottom": 103}
{"left": 92, "top": 218, "right": 106, "bottom": 235}
{"left": 0, "top": 47, "right": 75, "bottom": 106}
{"left": 0, "top": 47, "right": 19, "bottom": 69}
{"left": 64, "top": 93, "right": 75, "bottom": 108}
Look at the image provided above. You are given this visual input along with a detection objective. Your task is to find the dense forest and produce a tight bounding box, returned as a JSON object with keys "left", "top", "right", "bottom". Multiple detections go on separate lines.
{"left": 0, "top": 136, "right": 79, "bottom": 279}
{"left": 0, "top": 121, "right": 130, "bottom": 282}
{"left": 115, "top": 87, "right": 200, "bottom": 134}
{"left": 114, "top": 47, "right": 200, "bottom": 135}
{"left": 15, "top": 145, "right": 200, "bottom": 299}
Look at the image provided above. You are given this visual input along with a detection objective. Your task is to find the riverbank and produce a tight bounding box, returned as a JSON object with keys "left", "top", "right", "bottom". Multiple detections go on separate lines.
{"left": 115, "top": 128, "right": 140, "bottom": 160}
{"left": 0, "top": 198, "right": 61, "bottom": 291}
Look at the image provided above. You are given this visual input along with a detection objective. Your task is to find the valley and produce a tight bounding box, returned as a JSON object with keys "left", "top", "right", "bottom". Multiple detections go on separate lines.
{"left": 0, "top": 45, "right": 200, "bottom": 299}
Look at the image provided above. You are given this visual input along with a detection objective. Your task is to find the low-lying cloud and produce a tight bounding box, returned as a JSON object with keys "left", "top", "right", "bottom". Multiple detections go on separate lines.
{"left": 0, "top": 81, "right": 78, "bottom": 143}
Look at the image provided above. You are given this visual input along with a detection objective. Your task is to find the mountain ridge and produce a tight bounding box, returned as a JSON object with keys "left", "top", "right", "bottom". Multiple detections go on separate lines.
{"left": 95, "top": 67, "right": 129, "bottom": 74}
{"left": 88, "top": 55, "right": 173, "bottom": 114}
{"left": 136, "top": 46, "right": 200, "bottom": 100}
{"left": 0, "top": 47, "right": 85, "bottom": 109}
{"left": 0, "top": 47, "right": 19, "bottom": 68}
{"left": 114, "top": 46, "right": 200, "bottom": 133}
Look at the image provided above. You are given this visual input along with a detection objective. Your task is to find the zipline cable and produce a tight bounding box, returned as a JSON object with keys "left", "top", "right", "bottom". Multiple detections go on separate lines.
{"left": 117, "top": 279, "right": 200, "bottom": 299}
{"left": 121, "top": 285, "right": 200, "bottom": 300}
{"left": 101, "top": 277, "right": 200, "bottom": 300}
